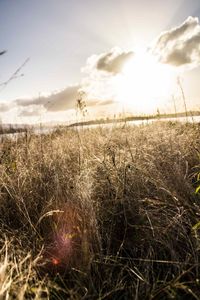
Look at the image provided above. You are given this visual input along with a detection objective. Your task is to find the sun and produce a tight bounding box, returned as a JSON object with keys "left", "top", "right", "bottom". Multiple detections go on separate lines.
{"left": 113, "top": 48, "right": 177, "bottom": 114}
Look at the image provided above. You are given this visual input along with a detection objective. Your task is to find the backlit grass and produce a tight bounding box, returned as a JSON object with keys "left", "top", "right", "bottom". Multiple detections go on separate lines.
{"left": 0, "top": 121, "right": 200, "bottom": 299}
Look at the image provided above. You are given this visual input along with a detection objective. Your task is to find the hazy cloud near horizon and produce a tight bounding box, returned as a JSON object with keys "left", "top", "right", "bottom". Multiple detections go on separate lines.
{"left": 16, "top": 85, "right": 80, "bottom": 113}
{"left": 12, "top": 85, "right": 114, "bottom": 118}
{"left": 152, "top": 16, "right": 200, "bottom": 68}
{"left": 19, "top": 106, "right": 42, "bottom": 117}
{"left": 0, "top": 103, "right": 11, "bottom": 112}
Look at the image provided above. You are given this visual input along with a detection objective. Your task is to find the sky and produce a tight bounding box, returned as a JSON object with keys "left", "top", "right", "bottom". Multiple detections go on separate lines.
{"left": 0, "top": 0, "right": 200, "bottom": 124}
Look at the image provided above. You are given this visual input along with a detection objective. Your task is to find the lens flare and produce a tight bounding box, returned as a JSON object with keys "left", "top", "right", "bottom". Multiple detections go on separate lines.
{"left": 52, "top": 258, "right": 60, "bottom": 265}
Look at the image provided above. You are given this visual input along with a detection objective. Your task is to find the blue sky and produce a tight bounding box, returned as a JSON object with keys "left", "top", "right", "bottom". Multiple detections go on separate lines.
{"left": 1, "top": 0, "right": 200, "bottom": 123}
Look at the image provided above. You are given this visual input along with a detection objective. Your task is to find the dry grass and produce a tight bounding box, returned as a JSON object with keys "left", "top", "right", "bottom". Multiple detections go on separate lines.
{"left": 0, "top": 121, "right": 200, "bottom": 299}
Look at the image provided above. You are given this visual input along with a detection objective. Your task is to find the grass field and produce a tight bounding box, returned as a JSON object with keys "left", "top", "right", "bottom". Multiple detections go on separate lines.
{"left": 0, "top": 121, "right": 200, "bottom": 299}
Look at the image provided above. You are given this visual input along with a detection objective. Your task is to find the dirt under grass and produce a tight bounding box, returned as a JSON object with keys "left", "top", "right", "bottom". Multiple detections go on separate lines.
{"left": 0, "top": 121, "right": 200, "bottom": 299}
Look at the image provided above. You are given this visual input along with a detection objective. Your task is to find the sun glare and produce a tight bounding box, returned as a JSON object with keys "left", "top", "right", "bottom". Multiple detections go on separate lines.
{"left": 114, "top": 48, "right": 177, "bottom": 114}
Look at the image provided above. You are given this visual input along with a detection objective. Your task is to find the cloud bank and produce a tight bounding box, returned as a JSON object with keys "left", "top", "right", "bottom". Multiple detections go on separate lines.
{"left": 9, "top": 84, "right": 114, "bottom": 118}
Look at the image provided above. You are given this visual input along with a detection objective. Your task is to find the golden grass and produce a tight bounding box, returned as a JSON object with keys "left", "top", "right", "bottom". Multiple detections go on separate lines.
{"left": 0, "top": 121, "right": 200, "bottom": 299}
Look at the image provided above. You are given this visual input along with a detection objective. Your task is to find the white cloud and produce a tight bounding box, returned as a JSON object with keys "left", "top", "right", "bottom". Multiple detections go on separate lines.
{"left": 83, "top": 47, "right": 134, "bottom": 75}
{"left": 80, "top": 47, "right": 135, "bottom": 107}
{"left": 152, "top": 16, "right": 200, "bottom": 68}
